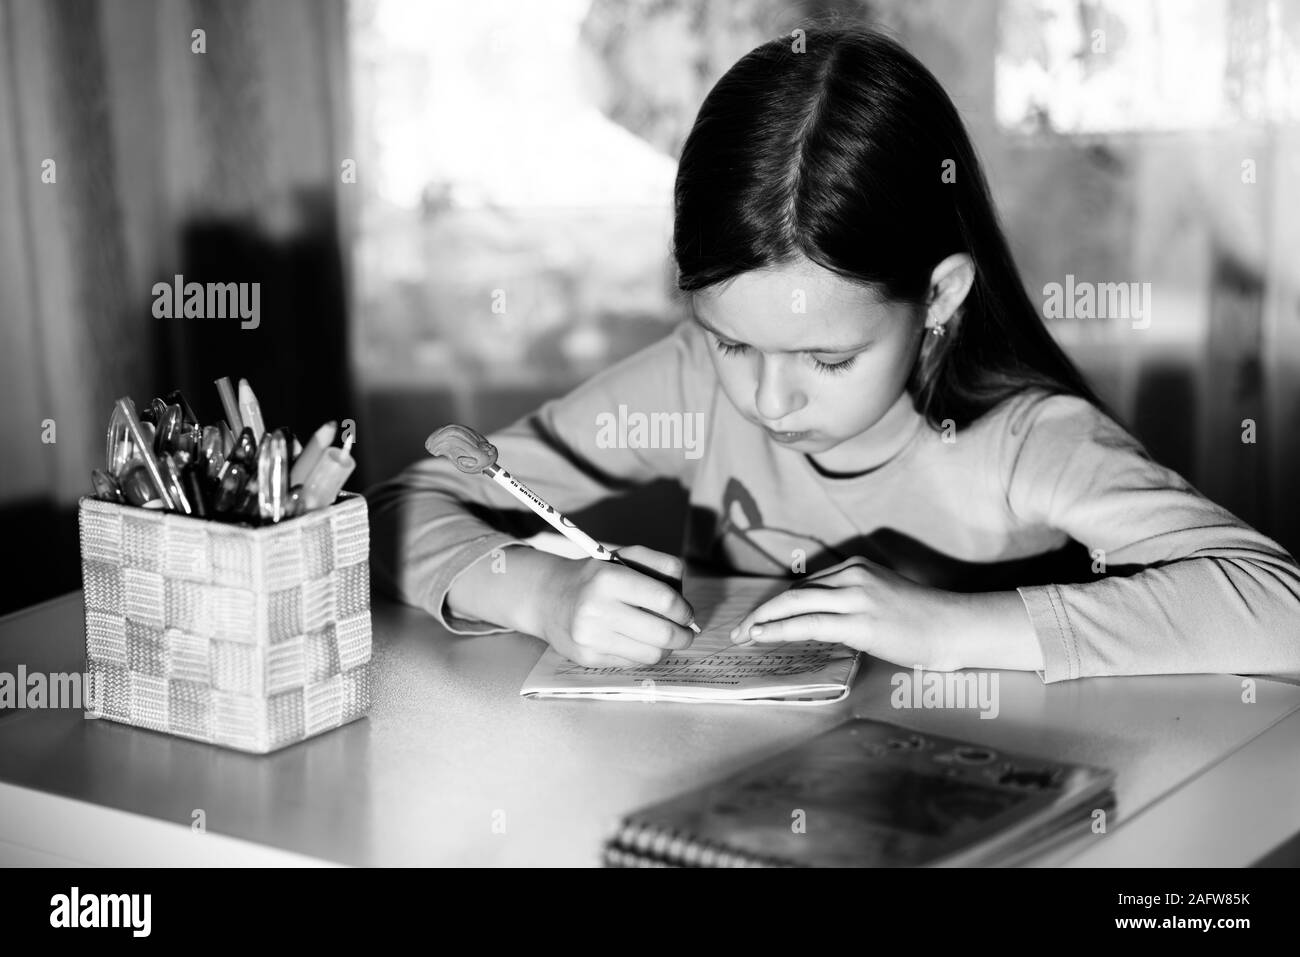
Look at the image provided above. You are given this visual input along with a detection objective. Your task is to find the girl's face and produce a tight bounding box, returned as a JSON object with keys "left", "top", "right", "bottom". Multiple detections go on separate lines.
{"left": 691, "top": 261, "right": 926, "bottom": 457}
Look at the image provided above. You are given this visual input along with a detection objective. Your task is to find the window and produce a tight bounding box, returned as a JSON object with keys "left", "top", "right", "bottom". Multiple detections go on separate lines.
{"left": 997, "top": 0, "right": 1300, "bottom": 133}
{"left": 348, "top": 0, "right": 686, "bottom": 390}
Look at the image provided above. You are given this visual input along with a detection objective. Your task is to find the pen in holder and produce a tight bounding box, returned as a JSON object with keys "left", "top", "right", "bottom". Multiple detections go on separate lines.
{"left": 81, "top": 380, "right": 372, "bottom": 753}
{"left": 96, "top": 381, "right": 356, "bottom": 527}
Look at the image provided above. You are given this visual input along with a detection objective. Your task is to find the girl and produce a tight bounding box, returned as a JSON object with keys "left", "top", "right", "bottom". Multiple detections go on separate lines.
{"left": 367, "top": 27, "right": 1300, "bottom": 682}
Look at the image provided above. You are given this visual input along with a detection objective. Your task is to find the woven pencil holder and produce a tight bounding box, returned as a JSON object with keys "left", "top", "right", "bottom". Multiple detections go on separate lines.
{"left": 77, "top": 492, "right": 372, "bottom": 754}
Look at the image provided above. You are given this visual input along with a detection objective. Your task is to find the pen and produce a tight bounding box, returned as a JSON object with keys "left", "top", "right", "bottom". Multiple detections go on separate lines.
{"left": 256, "top": 429, "right": 290, "bottom": 521}
{"left": 237, "top": 378, "right": 266, "bottom": 442}
{"left": 425, "top": 424, "right": 700, "bottom": 634}
{"left": 290, "top": 420, "right": 337, "bottom": 487}
{"left": 163, "top": 388, "right": 199, "bottom": 426}
{"left": 115, "top": 397, "right": 174, "bottom": 510}
{"left": 300, "top": 433, "right": 356, "bottom": 511}
{"left": 215, "top": 376, "right": 242, "bottom": 435}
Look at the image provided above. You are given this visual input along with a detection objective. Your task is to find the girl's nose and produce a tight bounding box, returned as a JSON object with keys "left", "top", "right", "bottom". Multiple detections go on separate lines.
{"left": 753, "top": 356, "right": 806, "bottom": 423}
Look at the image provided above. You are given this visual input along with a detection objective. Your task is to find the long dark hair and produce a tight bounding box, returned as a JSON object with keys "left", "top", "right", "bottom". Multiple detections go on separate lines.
{"left": 672, "top": 26, "right": 1118, "bottom": 431}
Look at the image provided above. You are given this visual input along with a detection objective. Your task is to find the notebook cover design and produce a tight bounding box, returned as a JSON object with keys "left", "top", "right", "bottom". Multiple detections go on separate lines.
{"left": 605, "top": 718, "right": 1115, "bottom": 867}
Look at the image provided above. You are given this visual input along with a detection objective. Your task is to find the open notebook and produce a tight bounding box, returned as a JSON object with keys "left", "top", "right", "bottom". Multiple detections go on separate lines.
{"left": 520, "top": 575, "right": 860, "bottom": 705}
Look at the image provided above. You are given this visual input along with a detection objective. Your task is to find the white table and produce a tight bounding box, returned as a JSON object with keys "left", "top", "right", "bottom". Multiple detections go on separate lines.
{"left": 2, "top": 591, "right": 1298, "bottom": 866}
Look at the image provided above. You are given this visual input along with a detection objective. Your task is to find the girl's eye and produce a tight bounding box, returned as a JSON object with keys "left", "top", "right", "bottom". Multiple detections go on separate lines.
{"left": 712, "top": 335, "right": 859, "bottom": 374}
{"left": 812, "top": 355, "right": 858, "bottom": 375}
{"left": 712, "top": 339, "right": 749, "bottom": 358}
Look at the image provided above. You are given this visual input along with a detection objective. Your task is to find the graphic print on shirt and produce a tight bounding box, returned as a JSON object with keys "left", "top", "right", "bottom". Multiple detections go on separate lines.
{"left": 695, "top": 477, "right": 1102, "bottom": 591}
{"left": 704, "top": 476, "right": 860, "bottom": 576}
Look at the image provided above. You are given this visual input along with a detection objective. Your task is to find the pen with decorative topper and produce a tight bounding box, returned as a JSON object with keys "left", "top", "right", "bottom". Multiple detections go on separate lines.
{"left": 425, "top": 423, "right": 701, "bottom": 634}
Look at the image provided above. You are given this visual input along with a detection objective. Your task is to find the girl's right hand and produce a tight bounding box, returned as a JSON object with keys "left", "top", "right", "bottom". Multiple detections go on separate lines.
{"left": 536, "top": 545, "right": 698, "bottom": 668}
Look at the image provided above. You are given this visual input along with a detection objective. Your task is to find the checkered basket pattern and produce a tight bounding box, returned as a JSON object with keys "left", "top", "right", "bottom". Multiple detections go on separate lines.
{"left": 77, "top": 492, "right": 372, "bottom": 753}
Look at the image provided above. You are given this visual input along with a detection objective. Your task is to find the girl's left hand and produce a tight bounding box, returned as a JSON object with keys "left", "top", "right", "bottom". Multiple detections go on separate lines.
{"left": 728, "top": 556, "right": 963, "bottom": 671}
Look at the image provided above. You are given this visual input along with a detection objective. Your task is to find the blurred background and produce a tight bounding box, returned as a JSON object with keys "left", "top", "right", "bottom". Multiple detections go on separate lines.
{"left": 1, "top": 0, "right": 1298, "bottom": 613}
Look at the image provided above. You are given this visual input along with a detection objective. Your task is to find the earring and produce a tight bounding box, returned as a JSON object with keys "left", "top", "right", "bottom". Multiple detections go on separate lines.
{"left": 928, "top": 323, "right": 947, "bottom": 338}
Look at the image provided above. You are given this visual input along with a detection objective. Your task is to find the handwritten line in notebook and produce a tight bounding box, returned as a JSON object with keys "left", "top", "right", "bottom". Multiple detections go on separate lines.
{"left": 553, "top": 640, "right": 852, "bottom": 680}
{"left": 553, "top": 578, "right": 850, "bottom": 678}
{"left": 521, "top": 575, "right": 861, "bottom": 703}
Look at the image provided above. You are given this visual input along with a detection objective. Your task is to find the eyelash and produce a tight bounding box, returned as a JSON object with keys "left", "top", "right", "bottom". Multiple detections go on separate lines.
{"left": 711, "top": 339, "right": 860, "bottom": 375}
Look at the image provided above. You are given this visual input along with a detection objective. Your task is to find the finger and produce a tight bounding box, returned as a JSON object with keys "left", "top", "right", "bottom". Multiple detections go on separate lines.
{"left": 744, "top": 613, "right": 857, "bottom": 645}
{"left": 573, "top": 651, "right": 652, "bottom": 669}
{"left": 800, "top": 556, "right": 879, "bottom": 585}
{"left": 605, "top": 630, "right": 675, "bottom": 665}
{"left": 604, "top": 563, "right": 697, "bottom": 628}
{"left": 729, "top": 587, "right": 859, "bottom": 643}
{"left": 613, "top": 545, "right": 684, "bottom": 585}
{"left": 573, "top": 588, "right": 691, "bottom": 653}
{"left": 607, "top": 603, "right": 695, "bottom": 651}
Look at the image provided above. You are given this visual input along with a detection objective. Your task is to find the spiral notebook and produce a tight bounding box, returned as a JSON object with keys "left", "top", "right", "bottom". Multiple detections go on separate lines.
{"left": 520, "top": 575, "right": 860, "bottom": 705}
{"left": 604, "top": 718, "right": 1116, "bottom": 867}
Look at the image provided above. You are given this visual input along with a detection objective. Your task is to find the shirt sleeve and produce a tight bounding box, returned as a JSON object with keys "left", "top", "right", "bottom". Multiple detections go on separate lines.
{"left": 364, "top": 321, "right": 715, "bottom": 634}
{"left": 1003, "top": 391, "right": 1300, "bottom": 683}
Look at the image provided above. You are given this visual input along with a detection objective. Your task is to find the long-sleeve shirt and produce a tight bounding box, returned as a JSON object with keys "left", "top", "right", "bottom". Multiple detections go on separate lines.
{"left": 364, "top": 320, "right": 1300, "bottom": 683}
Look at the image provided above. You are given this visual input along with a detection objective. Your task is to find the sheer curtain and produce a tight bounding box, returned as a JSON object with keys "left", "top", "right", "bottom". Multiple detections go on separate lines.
{"left": 0, "top": 0, "right": 354, "bottom": 612}
{"left": 0, "top": 0, "right": 355, "bottom": 509}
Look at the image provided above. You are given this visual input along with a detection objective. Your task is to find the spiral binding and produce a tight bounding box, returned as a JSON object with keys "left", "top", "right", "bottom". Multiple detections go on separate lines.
{"left": 605, "top": 819, "right": 783, "bottom": 868}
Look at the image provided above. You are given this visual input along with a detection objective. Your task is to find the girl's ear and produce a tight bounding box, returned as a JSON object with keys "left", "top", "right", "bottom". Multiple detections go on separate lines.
{"left": 924, "top": 253, "right": 976, "bottom": 332}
